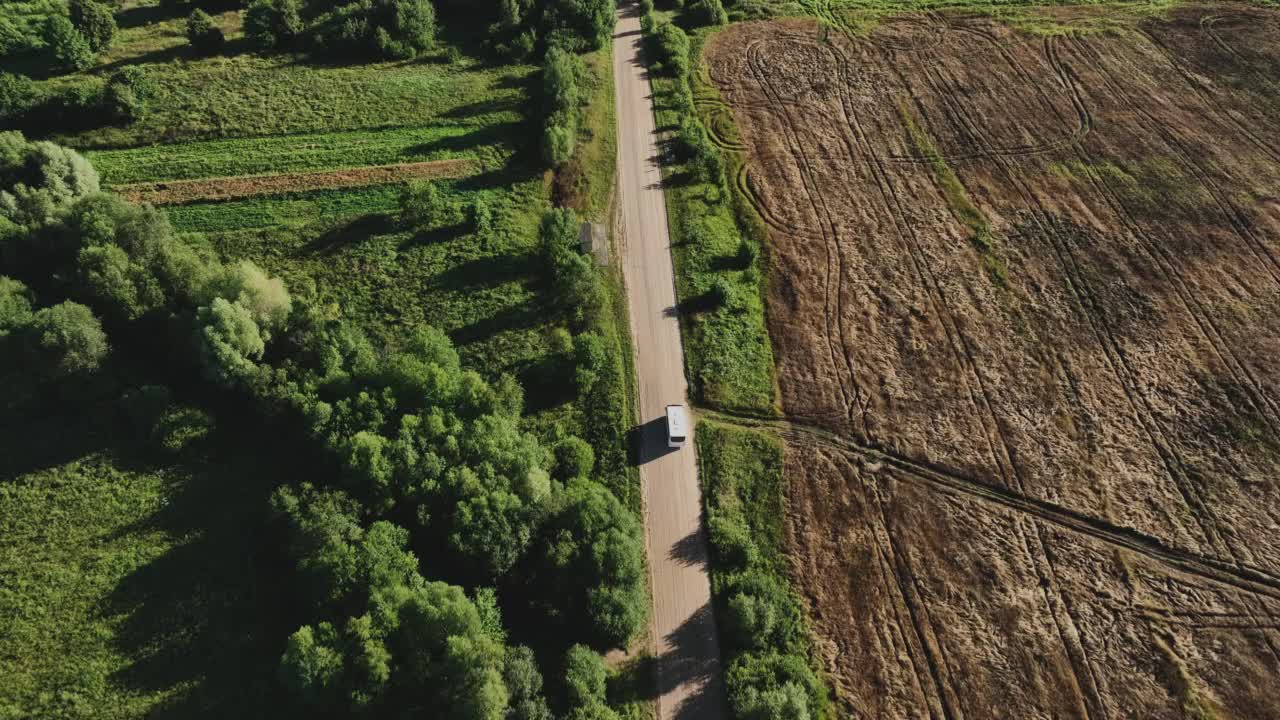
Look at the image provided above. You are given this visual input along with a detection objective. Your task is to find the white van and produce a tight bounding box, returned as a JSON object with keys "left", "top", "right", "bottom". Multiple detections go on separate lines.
{"left": 665, "top": 404, "right": 688, "bottom": 449}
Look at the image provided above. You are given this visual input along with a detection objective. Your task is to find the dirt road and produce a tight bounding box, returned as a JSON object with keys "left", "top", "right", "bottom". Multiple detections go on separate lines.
{"left": 611, "top": 4, "right": 725, "bottom": 719}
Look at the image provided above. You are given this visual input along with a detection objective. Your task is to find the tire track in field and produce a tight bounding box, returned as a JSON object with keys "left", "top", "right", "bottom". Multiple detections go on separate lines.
{"left": 1137, "top": 20, "right": 1280, "bottom": 165}
{"left": 1063, "top": 29, "right": 1280, "bottom": 670}
{"left": 702, "top": 408, "right": 1280, "bottom": 604}
{"left": 745, "top": 32, "right": 969, "bottom": 713}
{"left": 1070, "top": 32, "right": 1280, "bottom": 289}
{"left": 745, "top": 38, "right": 866, "bottom": 434}
{"left": 914, "top": 34, "right": 1106, "bottom": 720}
{"left": 1065, "top": 33, "right": 1280, "bottom": 420}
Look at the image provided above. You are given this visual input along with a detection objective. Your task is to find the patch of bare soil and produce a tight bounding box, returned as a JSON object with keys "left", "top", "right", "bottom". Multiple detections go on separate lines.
{"left": 707, "top": 4, "right": 1280, "bottom": 717}
{"left": 115, "top": 159, "right": 478, "bottom": 205}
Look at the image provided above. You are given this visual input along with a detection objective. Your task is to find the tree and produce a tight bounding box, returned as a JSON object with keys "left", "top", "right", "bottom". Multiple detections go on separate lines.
{"left": 544, "top": 0, "right": 614, "bottom": 52}
{"left": 195, "top": 297, "right": 264, "bottom": 386}
{"left": 0, "top": 132, "right": 100, "bottom": 227}
{"left": 528, "top": 480, "right": 647, "bottom": 648}
{"left": 563, "top": 645, "right": 606, "bottom": 707}
{"left": 688, "top": 0, "right": 728, "bottom": 26}
{"left": 244, "top": 0, "right": 304, "bottom": 49}
{"left": 540, "top": 46, "right": 580, "bottom": 167}
{"left": 721, "top": 570, "right": 804, "bottom": 654}
{"left": 726, "top": 652, "right": 825, "bottom": 720}
{"left": 43, "top": 16, "right": 94, "bottom": 72}
{"left": 368, "top": 0, "right": 437, "bottom": 59}
{"left": 652, "top": 22, "right": 689, "bottom": 78}
{"left": 504, "top": 646, "right": 553, "bottom": 720}
{"left": 202, "top": 259, "right": 292, "bottom": 333}
{"left": 28, "top": 300, "right": 108, "bottom": 377}
{"left": 554, "top": 436, "right": 595, "bottom": 480}
{"left": 69, "top": 0, "right": 117, "bottom": 53}
{"left": 0, "top": 72, "right": 37, "bottom": 122}
{"left": 186, "top": 9, "right": 226, "bottom": 55}
{"left": 399, "top": 180, "right": 459, "bottom": 229}
{"left": 280, "top": 623, "right": 346, "bottom": 706}
{"left": 0, "top": 276, "right": 33, "bottom": 337}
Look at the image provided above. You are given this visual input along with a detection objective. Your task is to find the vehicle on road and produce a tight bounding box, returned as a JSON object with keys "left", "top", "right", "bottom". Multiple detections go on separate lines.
{"left": 665, "top": 404, "right": 688, "bottom": 449}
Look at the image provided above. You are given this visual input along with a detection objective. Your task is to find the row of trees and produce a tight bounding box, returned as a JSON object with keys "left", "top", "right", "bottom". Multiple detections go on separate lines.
{"left": 0, "top": 0, "right": 118, "bottom": 72}
{"left": 0, "top": 133, "right": 645, "bottom": 717}
{"left": 244, "top": 0, "right": 439, "bottom": 59}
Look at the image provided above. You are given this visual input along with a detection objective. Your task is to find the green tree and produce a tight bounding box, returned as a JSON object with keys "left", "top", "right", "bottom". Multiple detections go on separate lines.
{"left": 0, "top": 276, "right": 33, "bottom": 337}
{"left": 186, "top": 9, "right": 226, "bottom": 54}
{"left": 504, "top": 646, "right": 553, "bottom": 720}
{"left": 399, "top": 180, "right": 459, "bottom": 229}
{"left": 69, "top": 0, "right": 117, "bottom": 52}
{"left": 195, "top": 298, "right": 264, "bottom": 386}
{"left": 202, "top": 259, "right": 292, "bottom": 333}
{"left": 244, "top": 0, "right": 305, "bottom": 49}
{"left": 529, "top": 480, "right": 647, "bottom": 648}
{"left": 563, "top": 644, "right": 606, "bottom": 706}
{"left": 726, "top": 652, "right": 825, "bottom": 720}
{"left": 43, "top": 16, "right": 94, "bottom": 72}
{"left": 104, "top": 66, "right": 155, "bottom": 123}
{"left": 553, "top": 436, "right": 595, "bottom": 480}
{"left": 28, "top": 300, "right": 108, "bottom": 377}
{"left": 688, "top": 0, "right": 728, "bottom": 26}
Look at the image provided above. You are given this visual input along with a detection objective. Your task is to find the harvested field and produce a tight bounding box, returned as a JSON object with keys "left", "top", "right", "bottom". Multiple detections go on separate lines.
{"left": 705, "top": 4, "right": 1280, "bottom": 717}
{"left": 113, "top": 159, "right": 478, "bottom": 205}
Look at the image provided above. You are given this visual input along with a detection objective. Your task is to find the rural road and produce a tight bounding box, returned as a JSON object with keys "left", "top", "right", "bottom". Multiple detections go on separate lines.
{"left": 611, "top": 3, "right": 726, "bottom": 719}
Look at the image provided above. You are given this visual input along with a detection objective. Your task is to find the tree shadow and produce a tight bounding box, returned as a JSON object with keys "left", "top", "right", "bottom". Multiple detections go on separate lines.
{"left": 441, "top": 96, "right": 523, "bottom": 120}
{"left": 408, "top": 122, "right": 521, "bottom": 156}
{"left": 449, "top": 298, "right": 546, "bottom": 348}
{"left": 518, "top": 355, "right": 575, "bottom": 414}
{"left": 304, "top": 212, "right": 396, "bottom": 255}
{"left": 428, "top": 251, "right": 535, "bottom": 293}
{"left": 115, "top": 2, "right": 189, "bottom": 29}
{"left": 668, "top": 529, "right": 710, "bottom": 571}
{"left": 400, "top": 219, "right": 472, "bottom": 248}
{"left": 656, "top": 603, "right": 727, "bottom": 720}
{"left": 101, "top": 425, "right": 298, "bottom": 718}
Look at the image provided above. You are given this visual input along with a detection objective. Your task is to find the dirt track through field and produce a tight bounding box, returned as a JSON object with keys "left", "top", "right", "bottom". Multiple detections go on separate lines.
{"left": 706, "top": 5, "right": 1280, "bottom": 718}
{"left": 113, "top": 159, "right": 478, "bottom": 205}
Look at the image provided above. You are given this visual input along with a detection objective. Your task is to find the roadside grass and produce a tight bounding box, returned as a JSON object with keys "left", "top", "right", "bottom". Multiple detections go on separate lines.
{"left": 649, "top": 36, "right": 777, "bottom": 416}
{"left": 557, "top": 46, "right": 620, "bottom": 221}
{"left": 696, "top": 419, "right": 832, "bottom": 719}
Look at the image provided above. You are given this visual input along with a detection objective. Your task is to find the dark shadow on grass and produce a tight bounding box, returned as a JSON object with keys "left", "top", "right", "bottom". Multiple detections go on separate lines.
{"left": 428, "top": 251, "right": 534, "bottom": 292}
{"left": 518, "top": 356, "right": 575, "bottom": 414}
{"left": 408, "top": 122, "right": 521, "bottom": 156}
{"left": 91, "top": 44, "right": 195, "bottom": 74}
{"left": 449, "top": 298, "right": 545, "bottom": 347}
{"left": 102, "top": 426, "right": 297, "bottom": 718}
{"left": 304, "top": 213, "right": 397, "bottom": 255}
{"left": 441, "top": 96, "right": 523, "bottom": 120}
{"left": 115, "top": 2, "right": 189, "bottom": 28}
{"left": 400, "top": 220, "right": 471, "bottom": 248}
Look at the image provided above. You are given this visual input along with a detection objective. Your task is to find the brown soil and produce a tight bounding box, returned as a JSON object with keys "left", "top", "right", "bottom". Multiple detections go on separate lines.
{"left": 114, "top": 159, "right": 478, "bottom": 205}
{"left": 706, "top": 4, "right": 1280, "bottom": 717}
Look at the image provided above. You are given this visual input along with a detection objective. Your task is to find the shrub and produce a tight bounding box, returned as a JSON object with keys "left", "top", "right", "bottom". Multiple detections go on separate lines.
{"left": 652, "top": 22, "right": 689, "bottom": 78}
{"left": 638, "top": 0, "right": 655, "bottom": 15}
{"left": 0, "top": 73, "right": 38, "bottom": 121}
{"left": 186, "top": 9, "right": 226, "bottom": 55}
{"left": 27, "top": 300, "right": 109, "bottom": 377}
{"left": 541, "top": 46, "right": 580, "bottom": 167}
{"left": 688, "top": 0, "right": 728, "bottom": 26}
{"left": 708, "top": 512, "right": 758, "bottom": 571}
{"left": 43, "top": 16, "right": 95, "bottom": 72}
{"left": 726, "top": 652, "right": 826, "bottom": 720}
{"left": 103, "top": 67, "right": 155, "bottom": 123}
{"left": 69, "top": 0, "right": 117, "bottom": 53}
{"left": 563, "top": 645, "right": 607, "bottom": 707}
{"left": 554, "top": 436, "right": 596, "bottom": 480}
{"left": 398, "top": 180, "right": 460, "bottom": 228}
{"left": 542, "top": 122, "right": 576, "bottom": 167}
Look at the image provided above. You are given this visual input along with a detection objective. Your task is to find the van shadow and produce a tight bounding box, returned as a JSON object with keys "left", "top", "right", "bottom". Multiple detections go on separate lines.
{"left": 628, "top": 415, "right": 677, "bottom": 466}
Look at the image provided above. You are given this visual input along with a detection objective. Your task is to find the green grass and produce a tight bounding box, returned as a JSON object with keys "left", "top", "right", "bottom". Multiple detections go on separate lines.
{"left": 86, "top": 124, "right": 505, "bottom": 186}
{"left": 0, "top": 409, "right": 294, "bottom": 720}
{"left": 649, "top": 37, "right": 777, "bottom": 415}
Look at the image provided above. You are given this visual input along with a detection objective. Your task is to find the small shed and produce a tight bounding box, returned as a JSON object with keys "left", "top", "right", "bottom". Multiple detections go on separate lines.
{"left": 579, "top": 222, "right": 609, "bottom": 266}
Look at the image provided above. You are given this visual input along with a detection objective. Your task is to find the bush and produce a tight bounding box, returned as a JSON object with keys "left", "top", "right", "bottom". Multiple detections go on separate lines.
{"left": 688, "top": 0, "right": 728, "bottom": 26}
{"left": 0, "top": 73, "right": 38, "bottom": 121}
{"left": 652, "top": 22, "right": 689, "bottom": 78}
{"left": 398, "top": 180, "right": 460, "bottom": 228}
{"left": 69, "top": 0, "right": 117, "bottom": 53}
{"left": 27, "top": 300, "right": 109, "bottom": 377}
{"left": 638, "top": 0, "right": 655, "bottom": 15}
{"left": 43, "top": 16, "right": 94, "bottom": 72}
{"left": 186, "top": 9, "right": 226, "bottom": 55}
{"left": 103, "top": 67, "right": 155, "bottom": 123}
{"left": 542, "top": 122, "right": 576, "bottom": 167}
{"left": 726, "top": 652, "right": 826, "bottom": 720}
{"left": 554, "top": 436, "right": 596, "bottom": 480}
{"left": 541, "top": 46, "right": 580, "bottom": 168}
{"left": 244, "top": 0, "right": 304, "bottom": 49}
{"left": 708, "top": 512, "right": 758, "bottom": 571}
{"left": 563, "top": 645, "right": 607, "bottom": 707}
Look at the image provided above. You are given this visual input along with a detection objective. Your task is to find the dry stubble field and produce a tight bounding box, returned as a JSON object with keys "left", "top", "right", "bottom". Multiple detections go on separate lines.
{"left": 704, "top": 4, "right": 1280, "bottom": 718}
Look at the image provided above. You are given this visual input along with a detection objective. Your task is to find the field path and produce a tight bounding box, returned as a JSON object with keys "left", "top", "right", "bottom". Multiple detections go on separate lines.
{"left": 612, "top": 4, "right": 726, "bottom": 719}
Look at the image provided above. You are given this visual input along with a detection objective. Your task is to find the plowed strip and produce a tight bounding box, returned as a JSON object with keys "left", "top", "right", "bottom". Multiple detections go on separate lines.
{"left": 113, "top": 159, "right": 478, "bottom": 206}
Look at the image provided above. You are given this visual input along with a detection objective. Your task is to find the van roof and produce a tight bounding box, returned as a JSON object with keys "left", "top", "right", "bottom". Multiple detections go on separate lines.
{"left": 666, "top": 404, "right": 687, "bottom": 435}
